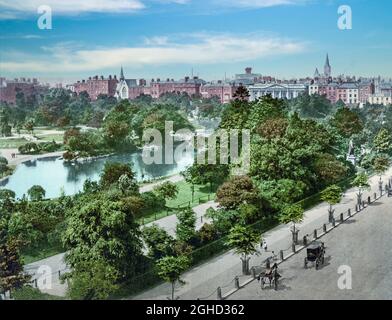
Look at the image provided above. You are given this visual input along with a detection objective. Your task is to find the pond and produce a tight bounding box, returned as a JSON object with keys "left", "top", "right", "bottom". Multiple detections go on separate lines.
{"left": 0, "top": 150, "right": 194, "bottom": 199}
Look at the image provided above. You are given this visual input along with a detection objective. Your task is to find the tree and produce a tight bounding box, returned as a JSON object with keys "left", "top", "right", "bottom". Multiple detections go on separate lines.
{"left": 27, "top": 185, "right": 46, "bottom": 201}
{"left": 0, "top": 239, "right": 30, "bottom": 298}
{"left": 100, "top": 162, "right": 135, "bottom": 188}
{"left": 351, "top": 173, "right": 370, "bottom": 206}
{"left": 373, "top": 128, "right": 392, "bottom": 155}
{"left": 176, "top": 208, "right": 196, "bottom": 244}
{"left": 65, "top": 258, "right": 119, "bottom": 300}
{"left": 63, "top": 199, "right": 143, "bottom": 279}
{"left": 331, "top": 107, "right": 363, "bottom": 138}
{"left": 216, "top": 175, "right": 260, "bottom": 210}
{"left": 226, "top": 225, "right": 260, "bottom": 275}
{"left": 118, "top": 174, "right": 139, "bottom": 195}
{"left": 142, "top": 224, "right": 174, "bottom": 260}
{"left": 320, "top": 185, "right": 342, "bottom": 222}
{"left": 233, "top": 85, "right": 250, "bottom": 101}
{"left": 278, "top": 204, "right": 304, "bottom": 244}
{"left": 373, "top": 155, "right": 389, "bottom": 191}
{"left": 153, "top": 182, "right": 179, "bottom": 201}
{"left": 24, "top": 120, "right": 34, "bottom": 134}
{"left": 313, "top": 154, "right": 347, "bottom": 186}
{"left": 156, "top": 255, "right": 190, "bottom": 300}
{"left": 0, "top": 156, "right": 9, "bottom": 175}
{"left": 247, "top": 95, "right": 286, "bottom": 133}
{"left": 181, "top": 163, "right": 228, "bottom": 193}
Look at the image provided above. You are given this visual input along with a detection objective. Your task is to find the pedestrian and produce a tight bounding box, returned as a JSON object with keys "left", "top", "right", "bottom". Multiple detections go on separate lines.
{"left": 262, "top": 240, "right": 268, "bottom": 252}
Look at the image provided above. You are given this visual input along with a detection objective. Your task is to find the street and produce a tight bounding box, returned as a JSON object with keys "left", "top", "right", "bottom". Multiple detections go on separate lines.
{"left": 229, "top": 195, "right": 392, "bottom": 300}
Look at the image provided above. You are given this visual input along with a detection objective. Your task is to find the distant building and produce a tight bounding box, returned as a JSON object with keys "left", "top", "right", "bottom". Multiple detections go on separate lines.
{"left": 200, "top": 81, "right": 238, "bottom": 104}
{"left": 248, "top": 83, "right": 307, "bottom": 101}
{"left": 324, "top": 54, "right": 331, "bottom": 78}
{"left": 149, "top": 76, "right": 206, "bottom": 99}
{"left": 73, "top": 75, "right": 118, "bottom": 100}
{"left": 234, "top": 67, "right": 262, "bottom": 85}
{"left": 0, "top": 77, "right": 46, "bottom": 104}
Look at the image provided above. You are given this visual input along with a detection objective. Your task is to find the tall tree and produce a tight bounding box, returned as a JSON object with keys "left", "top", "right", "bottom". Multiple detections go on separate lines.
{"left": 226, "top": 225, "right": 260, "bottom": 275}
{"left": 156, "top": 255, "right": 190, "bottom": 300}
{"left": 320, "top": 185, "right": 342, "bottom": 222}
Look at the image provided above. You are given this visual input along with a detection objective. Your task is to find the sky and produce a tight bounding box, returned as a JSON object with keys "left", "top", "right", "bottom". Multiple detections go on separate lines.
{"left": 0, "top": 0, "right": 391, "bottom": 85}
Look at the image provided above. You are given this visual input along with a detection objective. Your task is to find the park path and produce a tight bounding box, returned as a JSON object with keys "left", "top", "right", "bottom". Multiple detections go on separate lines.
{"left": 132, "top": 167, "right": 392, "bottom": 300}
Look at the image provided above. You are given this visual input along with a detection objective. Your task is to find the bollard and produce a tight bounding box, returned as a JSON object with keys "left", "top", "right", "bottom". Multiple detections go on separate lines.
{"left": 280, "top": 250, "right": 284, "bottom": 261}
{"left": 303, "top": 236, "right": 307, "bottom": 246}
{"left": 234, "top": 276, "right": 240, "bottom": 289}
{"left": 348, "top": 208, "right": 351, "bottom": 217}
{"left": 58, "top": 270, "right": 61, "bottom": 278}
{"left": 340, "top": 213, "right": 344, "bottom": 223}
{"left": 200, "top": 216, "right": 203, "bottom": 223}
{"left": 323, "top": 224, "right": 327, "bottom": 233}
{"left": 34, "top": 279, "right": 37, "bottom": 288}
{"left": 332, "top": 218, "right": 336, "bottom": 227}
{"left": 368, "top": 196, "right": 371, "bottom": 205}
{"left": 292, "top": 243, "right": 296, "bottom": 253}
{"left": 251, "top": 267, "right": 256, "bottom": 279}
{"left": 217, "top": 287, "right": 222, "bottom": 300}
{"left": 362, "top": 200, "right": 365, "bottom": 208}
{"left": 355, "top": 204, "right": 359, "bottom": 212}
{"left": 313, "top": 229, "right": 317, "bottom": 239}
{"left": 374, "top": 193, "right": 377, "bottom": 200}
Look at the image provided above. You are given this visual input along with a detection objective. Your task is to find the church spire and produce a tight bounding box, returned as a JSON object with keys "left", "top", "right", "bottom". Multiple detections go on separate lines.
{"left": 120, "top": 66, "right": 125, "bottom": 81}
{"left": 324, "top": 53, "right": 331, "bottom": 78}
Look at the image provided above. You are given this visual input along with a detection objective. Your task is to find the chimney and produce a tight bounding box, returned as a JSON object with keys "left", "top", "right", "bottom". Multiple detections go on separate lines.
{"left": 185, "top": 76, "right": 189, "bottom": 82}
{"left": 245, "top": 67, "right": 252, "bottom": 75}
{"left": 89, "top": 77, "right": 92, "bottom": 80}
{"left": 101, "top": 75, "right": 104, "bottom": 80}
{"left": 109, "top": 75, "right": 112, "bottom": 80}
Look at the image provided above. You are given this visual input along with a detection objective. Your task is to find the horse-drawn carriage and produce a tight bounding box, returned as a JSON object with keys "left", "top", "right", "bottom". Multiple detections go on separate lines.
{"left": 257, "top": 263, "right": 281, "bottom": 290}
{"left": 304, "top": 242, "right": 325, "bottom": 270}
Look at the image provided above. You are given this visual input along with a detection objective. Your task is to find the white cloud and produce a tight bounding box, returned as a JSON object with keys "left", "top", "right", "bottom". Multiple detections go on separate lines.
{"left": 0, "top": 33, "right": 307, "bottom": 74}
{"left": 212, "top": 0, "right": 309, "bottom": 8}
{"left": 0, "top": 0, "right": 145, "bottom": 14}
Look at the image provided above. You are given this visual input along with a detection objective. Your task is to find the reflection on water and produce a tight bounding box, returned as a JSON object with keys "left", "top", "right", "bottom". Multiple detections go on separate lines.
{"left": 0, "top": 151, "right": 194, "bottom": 199}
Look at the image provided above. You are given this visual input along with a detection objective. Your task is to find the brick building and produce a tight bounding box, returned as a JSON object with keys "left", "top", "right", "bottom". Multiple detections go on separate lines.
{"left": 149, "top": 76, "right": 205, "bottom": 99}
{"left": 73, "top": 75, "right": 118, "bottom": 100}
{"left": 0, "top": 77, "right": 47, "bottom": 104}
{"left": 200, "top": 81, "right": 238, "bottom": 104}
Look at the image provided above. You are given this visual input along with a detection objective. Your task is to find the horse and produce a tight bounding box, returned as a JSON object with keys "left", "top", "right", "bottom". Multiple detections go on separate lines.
{"left": 257, "top": 263, "right": 281, "bottom": 290}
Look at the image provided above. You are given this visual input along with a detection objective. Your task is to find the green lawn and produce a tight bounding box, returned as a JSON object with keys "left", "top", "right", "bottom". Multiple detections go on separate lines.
{"left": 138, "top": 180, "right": 217, "bottom": 225}
{"left": 0, "top": 137, "right": 28, "bottom": 149}
{"left": 12, "top": 286, "right": 63, "bottom": 300}
{"left": 36, "top": 133, "right": 64, "bottom": 142}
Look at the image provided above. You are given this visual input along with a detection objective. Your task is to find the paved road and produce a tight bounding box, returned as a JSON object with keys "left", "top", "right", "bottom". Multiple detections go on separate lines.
{"left": 229, "top": 194, "right": 392, "bottom": 300}
{"left": 133, "top": 168, "right": 392, "bottom": 300}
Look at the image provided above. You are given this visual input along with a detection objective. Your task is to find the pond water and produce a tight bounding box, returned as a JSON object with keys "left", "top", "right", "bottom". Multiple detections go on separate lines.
{"left": 0, "top": 151, "right": 194, "bottom": 199}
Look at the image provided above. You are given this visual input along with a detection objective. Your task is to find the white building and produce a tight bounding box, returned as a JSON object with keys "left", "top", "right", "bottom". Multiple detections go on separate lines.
{"left": 248, "top": 83, "right": 307, "bottom": 101}
{"left": 368, "top": 94, "right": 392, "bottom": 106}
